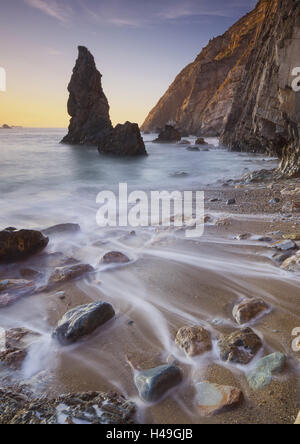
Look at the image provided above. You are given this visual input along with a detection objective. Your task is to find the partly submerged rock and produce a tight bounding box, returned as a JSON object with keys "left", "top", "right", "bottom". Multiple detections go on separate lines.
{"left": 0, "top": 229, "right": 49, "bottom": 263}
{"left": 187, "top": 145, "right": 200, "bottom": 152}
{"left": 0, "top": 390, "right": 136, "bottom": 424}
{"left": 175, "top": 326, "right": 212, "bottom": 357}
{"left": 270, "top": 240, "right": 298, "bottom": 252}
{"left": 195, "top": 138, "right": 208, "bottom": 145}
{"left": 98, "top": 121, "right": 147, "bottom": 157}
{"left": 0, "top": 280, "right": 36, "bottom": 308}
{"left": 134, "top": 365, "right": 183, "bottom": 403}
{"left": 178, "top": 140, "right": 191, "bottom": 145}
{"left": 61, "top": 46, "right": 112, "bottom": 145}
{"left": 247, "top": 353, "right": 286, "bottom": 390}
{"left": 233, "top": 299, "right": 269, "bottom": 325}
{"left": 282, "top": 234, "right": 300, "bottom": 241}
{"left": 102, "top": 252, "right": 130, "bottom": 265}
{"left": 226, "top": 199, "right": 236, "bottom": 206}
{"left": 281, "top": 251, "right": 300, "bottom": 272}
{"left": 48, "top": 264, "right": 94, "bottom": 287}
{"left": 234, "top": 233, "right": 251, "bottom": 241}
{"left": 196, "top": 382, "right": 242, "bottom": 416}
{"left": 53, "top": 302, "right": 115, "bottom": 345}
{"left": 218, "top": 328, "right": 263, "bottom": 365}
{"left": 42, "top": 223, "right": 81, "bottom": 237}
{"left": 20, "top": 268, "right": 43, "bottom": 280}
{"left": 153, "top": 126, "right": 181, "bottom": 144}
{"left": 0, "top": 327, "right": 41, "bottom": 370}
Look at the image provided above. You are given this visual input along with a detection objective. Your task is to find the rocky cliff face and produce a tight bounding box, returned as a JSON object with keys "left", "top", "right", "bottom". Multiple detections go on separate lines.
{"left": 61, "top": 46, "right": 112, "bottom": 145}
{"left": 221, "top": 0, "right": 300, "bottom": 177}
{"left": 141, "top": 2, "right": 267, "bottom": 136}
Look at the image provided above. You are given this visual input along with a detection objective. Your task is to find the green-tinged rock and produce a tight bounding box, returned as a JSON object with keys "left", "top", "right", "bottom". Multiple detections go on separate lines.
{"left": 135, "top": 365, "right": 183, "bottom": 403}
{"left": 247, "top": 352, "right": 286, "bottom": 390}
{"left": 53, "top": 302, "right": 115, "bottom": 346}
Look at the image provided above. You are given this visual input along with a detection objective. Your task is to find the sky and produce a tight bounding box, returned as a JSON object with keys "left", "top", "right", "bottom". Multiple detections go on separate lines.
{"left": 0, "top": 0, "right": 257, "bottom": 128}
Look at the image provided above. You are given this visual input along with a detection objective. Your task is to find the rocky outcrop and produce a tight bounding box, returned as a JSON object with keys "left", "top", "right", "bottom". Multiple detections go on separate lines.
{"left": 0, "top": 229, "right": 49, "bottom": 263}
{"left": 141, "top": 2, "right": 266, "bottom": 136}
{"left": 98, "top": 122, "right": 147, "bottom": 156}
{"left": 61, "top": 46, "right": 112, "bottom": 145}
{"left": 153, "top": 125, "right": 181, "bottom": 143}
{"left": 221, "top": 0, "right": 300, "bottom": 177}
{"left": 62, "top": 46, "right": 147, "bottom": 156}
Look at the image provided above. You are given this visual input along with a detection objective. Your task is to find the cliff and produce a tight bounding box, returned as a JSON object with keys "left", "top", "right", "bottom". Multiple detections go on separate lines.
{"left": 221, "top": 0, "right": 300, "bottom": 177}
{"left": 141, "top": 2, "right": 267, "bottom": 136}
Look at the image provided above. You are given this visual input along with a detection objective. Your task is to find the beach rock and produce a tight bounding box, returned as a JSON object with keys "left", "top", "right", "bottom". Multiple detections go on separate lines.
{"left": 0, "top": 327, "right": 41, "bottom": 370}
{"left": 196, "top": 382, "right": 242, "bottom": 416}
{"left": 0, "top": 280, "right": 36, "bottom": 308}
{"left": 61, "top": 46, "right": 112, "bottom": 145}
{"left": 0, "top": 229, "right": 49, "bottom": 263}
{"left": 234, "top": 233, "right": 251, "bottom": 241}
{"left": 0, "top": 389, "right": 136, "bottom": 424}
{"left": 42, "top": 223, "right": 81, "bottom": 236}
{"left": 273, "top": 251, "right": 295, "bottom": 265}
{"left": 178, "top": 140, "right": 191, "bottom": 145}
{"left": 270, "top": 240, "right": 298, "bottom": 252}
{"left": 98, "top": 121, "right": 147, "bottom": 157}
{"left": 187, "top": 146, "right": 200, "bottom": 152}
{"left": 247, "top": 353, "right": 286, "bottom": 390}
{"left": 218, "top": 328, "right": 263, "bottom": 365}
{"left": 281, "top": 251, "right": 300, "bottom": 272}
{"left": 258, "top": 237, "right": 273, "bottom": 243}
{"left": 48, "top": 264, "right": 94, "bottom": 286}
{"left": 269, "top": 198, "right": 280, "bottom": 205}
{"left": 282, "top": 234, "right": 300, "bottom": 241}
{"left": 226, "top": 199, "right": 236, "bottom": 206}
{"left": 195, "top": 138, "right": 208, "bottom": 145}
{"left": 134, "top": 365, "right": 182, "bottom": 403}
{"left": 153, "top": 126, "right": 181, "bottom": 143}
{"left": 1, "top": 124, "right": 11, "bottom": 129}
{"left": 102, "top": 252, "right": 130, "bottom": 265}
{"left": 233, "top": 299, "right": 269, "bottom": 325}
{"left": 175, "top": 326, "right": 212, "bottom": 357}
{"left": 53, "top": 302, "right": 115, "bottom": 345}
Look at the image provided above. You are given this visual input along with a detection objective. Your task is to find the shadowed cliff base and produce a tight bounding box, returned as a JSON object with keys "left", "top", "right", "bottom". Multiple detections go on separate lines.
{"left": 61, "top": 46, "right": 147, "bottom": 157}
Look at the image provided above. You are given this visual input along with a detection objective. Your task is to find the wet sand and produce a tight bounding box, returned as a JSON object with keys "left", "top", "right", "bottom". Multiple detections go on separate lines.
{"left": 1, "top": 177, "right": 300, "bottom": 424}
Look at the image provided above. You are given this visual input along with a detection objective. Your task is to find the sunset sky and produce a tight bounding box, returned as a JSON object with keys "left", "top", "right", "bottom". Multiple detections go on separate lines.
{"left": 0, "top": 0, "right": 256, "bottom": 128}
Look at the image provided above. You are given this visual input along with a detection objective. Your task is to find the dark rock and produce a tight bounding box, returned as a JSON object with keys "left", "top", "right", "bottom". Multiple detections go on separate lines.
{"left": 270, "top": 240, "right": 298, "bottom": 251}
{"left": 42, "top": 223, "right": 81, "bottom": 236}
{"left": 61, "top": 46, "right": 112, "bottom": 145}
{"left": 0, "top": 389, "right": 136, "bottom": 424}
{"left": 227, "top": 199, "right": 236, "bottom": 205}
{"left": 134, "top": 365, "right": 183, "bottom": 403}
{"left": 258, "top": 237, "right": 273, "bottom": 242}
{"left": 153, "top": 125, "right": 181, "bottom": 143}
{"left": 195, "top": 138, "right": 208, "bottom": 145}
{"left": 175, "top": 326, "right": 212, "bottom": 357}
{"left": 53, "top": 302, "right": 115, "bottom": 346}
{"left": 187, "top": 146, "right": 200, "bottom": 152}
{"left": 48, "top": 264, "right": 94, "bottom": 287}
{"left": 1, "top": 124, "right": 11, "bottom": 129}
{"left": 102, "top": 252, "right": 130, "bottom": 265}
{"left": 218, "top": 328, "right": 263, "bottom": 365}
{"left": 269, "top": 198, "right": 280, "bottom": 204}
{"left": 233, "top": 299, "right": 269, "bottom": 325}
{"left": 178, "top": 140, "right": 191, "bottom": 145}
{"left": 272, "top": 250, "right": 295, "bottom": 265}
{"left": 98, "top": 121, "right": 147, "bottom": 157}
{"left": 0, "top": 229, "right": 49, "bottom": 263}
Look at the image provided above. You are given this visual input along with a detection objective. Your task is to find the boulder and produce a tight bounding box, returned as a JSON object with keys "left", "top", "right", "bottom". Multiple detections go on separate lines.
{"left": 247, "top": 352, "right": 286, "bottom": 390}
{"left": 102, "top": 252, "right": 130, "bottom": 265}
{"left": 233, "top": 299, "right": 269, "bottom": 325}
{"left": 218, "top": 328, "right": 263, "bottom": 365}
{"left": 53, "top": 302, "right": 115, "bottom": 345}
{"left": 0, "top": 229, "right": 49, "bottom": 263}
{"left": 134, "top": 365, "right": 182, "bottom": 403}
{"left": 270, "top": 240, "right": 298, "bottom": 251}
{"left": 42, "top": 223, "right": 81, "bottom": 236}
{"left": 195, "top": 138, "right": 208, "bottom": 145}
{"left": 48, "top": 264, "right": 94, "bottom": 286}
{"left": 281, "top": 251, "right": 300, "bottom": 271}
{"left": 98, "top": 122, "right": 147, "bottom": 156}
{"left": 178, "top": 140, "right": 191, "bottom": 145}
{"left": 175, "top": 326, "right": 212, "bottom": 357}
{"left": 0, "top": 327, "right": 40, "bottom": 370}
{"left": 196, "top": 382, "right": 242, "bottom": 416}
{"left": 153, "top": 126, "right": 181, "bottom": 143}
{"left": 61, "top": 46, "right": 113, "bottom": 145}
{"left": 0, "top": 390, "right": 136, "bottom": 424}
{"left": 234, "top": 233, "right": 251, "bottom": 241}
{"left": 0, "top": 280, "right": 36, "bottom": 308}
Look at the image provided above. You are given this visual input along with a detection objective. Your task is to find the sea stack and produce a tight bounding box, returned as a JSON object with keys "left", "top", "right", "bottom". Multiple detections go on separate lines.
{"left": 61, "top": 46, "right": 112, "bottom": 145}
{"left": 62, "top": 46, "right": 147, "bottom": 156}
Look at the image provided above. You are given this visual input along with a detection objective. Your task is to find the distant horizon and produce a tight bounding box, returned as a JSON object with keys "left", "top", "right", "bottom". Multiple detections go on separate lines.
{"left": 0, "top": 0, "right": 256, "bottom": 128}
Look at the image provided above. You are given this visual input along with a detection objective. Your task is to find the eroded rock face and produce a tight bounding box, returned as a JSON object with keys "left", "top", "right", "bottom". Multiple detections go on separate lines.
{"left": 175, "top": 326, "right": 212, "bottom": 357}
{"left": 0, "top": 229, "right": 49, "bottom": 263}
{"left": 98, "top": 122, "right": 147, "bottom": 156}
{"left": 221, "top": 0, "right": 300, "bottom": 177}
{"left": 0, "top": 390, "right": 136, "bottom": 424}
{"left": 153, "top": 126, "right": 181, "bottom": 143}
{"left": 218, "top": 328, "right": 263, "bottom": 365}
{"left": 53, "top": 302, "right": 115, "bottom": 345}
{"left": 61, "top": 46, "right": 112, "bottom": 145}
{"left": 196, "top": 382, "right": 243, "bottom": 416}
{"left": 141, "top": 2, "right": 266, "bottom": 136}
{"left": 134, "top": 365, "right": 183, "bottom": 403}
{"left": 233, "top": 299, "right": 269, "bottom": 325}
